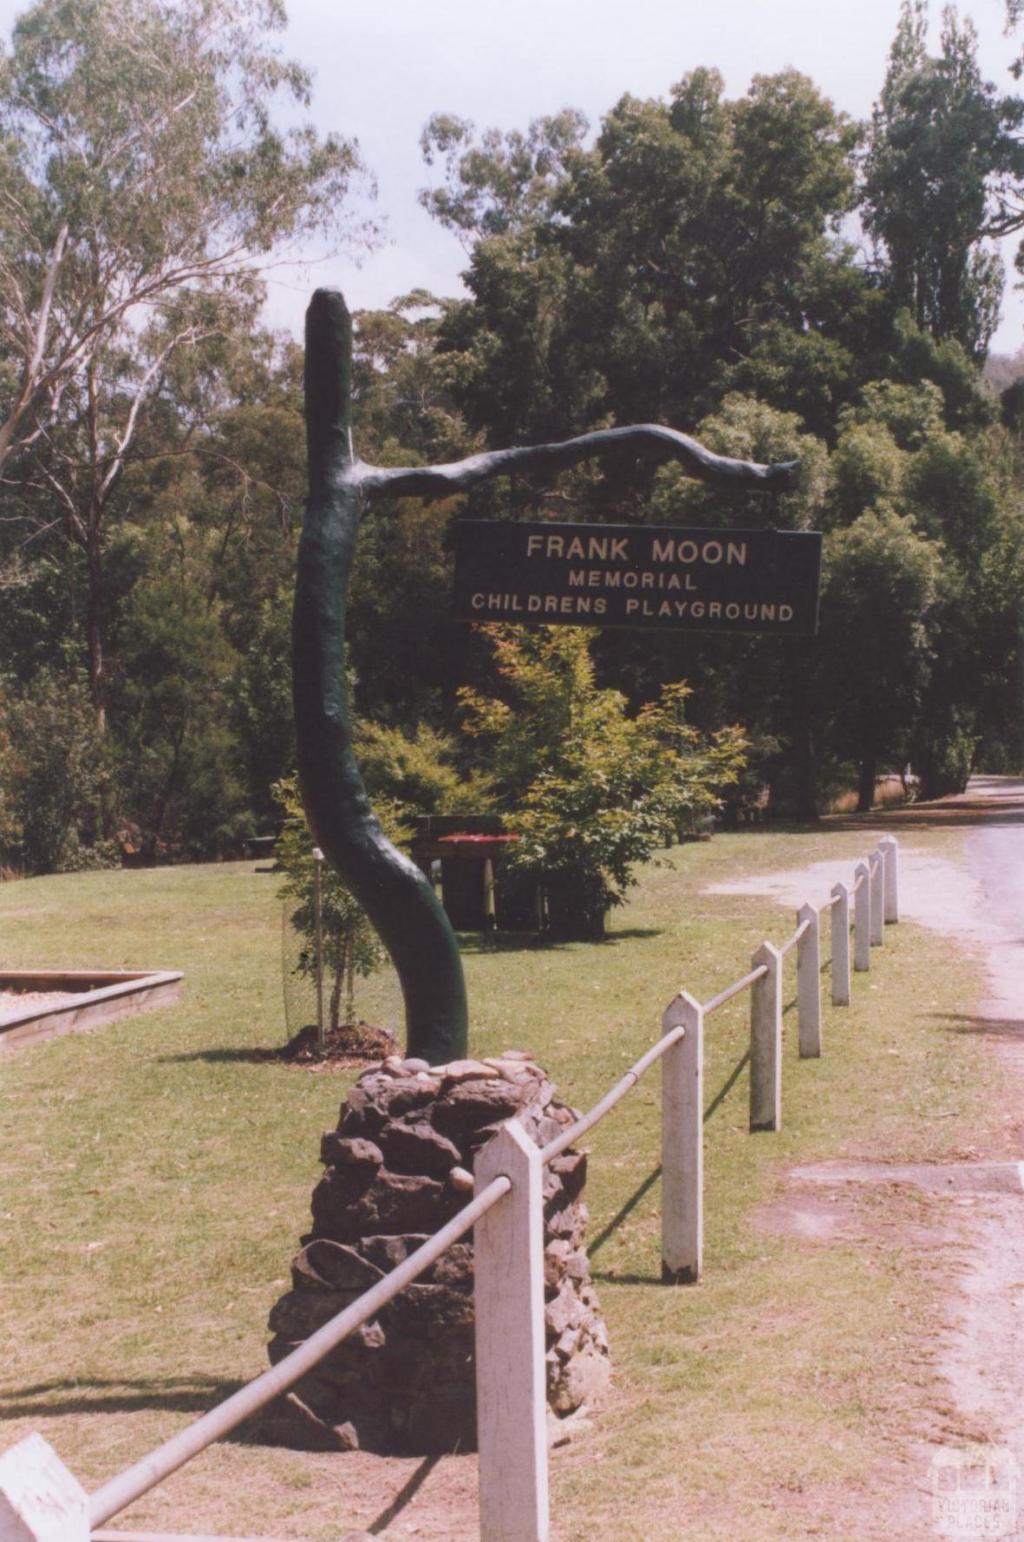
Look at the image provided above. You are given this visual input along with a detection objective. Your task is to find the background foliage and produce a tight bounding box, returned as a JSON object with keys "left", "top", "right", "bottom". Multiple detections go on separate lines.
{"left": 2, "top": 0, "right": 1024, "bottom": 880}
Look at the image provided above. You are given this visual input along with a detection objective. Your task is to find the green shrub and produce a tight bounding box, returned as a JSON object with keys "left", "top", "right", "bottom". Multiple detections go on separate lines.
{"left": 459, "top": 626, "right": 746, "bottom": 939}
{"left": 356, "top": 718, "right": 490, "bottom": 814}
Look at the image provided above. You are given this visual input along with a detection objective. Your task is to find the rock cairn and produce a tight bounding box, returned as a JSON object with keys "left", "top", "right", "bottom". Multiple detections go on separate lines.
{"left": 263, "top": 1052, "right": 610, "bottom": 1454}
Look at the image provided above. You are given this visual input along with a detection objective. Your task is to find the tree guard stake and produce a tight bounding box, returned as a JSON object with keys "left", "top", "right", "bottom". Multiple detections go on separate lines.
{"left": 294, "top": 288, "right": 798, "bottom": 1063}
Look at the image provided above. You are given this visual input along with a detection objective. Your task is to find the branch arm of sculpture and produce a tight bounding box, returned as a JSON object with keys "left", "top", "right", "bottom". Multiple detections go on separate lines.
{"left": 355, "top": 424, "right": 799, "bottom": 500}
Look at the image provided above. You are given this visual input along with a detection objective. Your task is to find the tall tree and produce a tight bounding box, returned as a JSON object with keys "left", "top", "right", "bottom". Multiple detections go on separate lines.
{"left": 423, "top": 69, "right": 864, "bottom": 469}
{"left": 817, "top": 510, "right": 943, "bottom": 809}
{"left": 862, "top": 1, "right": 1024, "bottom": 359}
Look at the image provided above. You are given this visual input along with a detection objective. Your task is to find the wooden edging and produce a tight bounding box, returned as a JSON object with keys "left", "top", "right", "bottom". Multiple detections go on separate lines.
{"left": 0, "top": 970, "right": 183, "bottom": 1051}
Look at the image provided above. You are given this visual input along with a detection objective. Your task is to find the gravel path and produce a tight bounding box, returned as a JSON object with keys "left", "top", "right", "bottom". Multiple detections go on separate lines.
{"left": 710, "top": 775, "right": 1024, "bottom": 1538}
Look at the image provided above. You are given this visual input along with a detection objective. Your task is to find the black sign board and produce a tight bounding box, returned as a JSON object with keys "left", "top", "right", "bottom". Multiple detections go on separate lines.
{"left": 453, "top": 520, "right": 822, "bottom": 635}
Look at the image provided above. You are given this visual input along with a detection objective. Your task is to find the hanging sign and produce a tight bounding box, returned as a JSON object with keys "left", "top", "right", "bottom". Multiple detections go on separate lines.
{"left": 453, "top": 520, "right": 822, "bottom": 635}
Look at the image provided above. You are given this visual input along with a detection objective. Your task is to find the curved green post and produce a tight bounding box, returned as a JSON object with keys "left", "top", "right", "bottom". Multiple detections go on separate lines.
{"left": 293, "top": 291, "right": 469, "bottom": 1064}
{"left": 294, "top": 287, "right": 798, "bottom": 1064}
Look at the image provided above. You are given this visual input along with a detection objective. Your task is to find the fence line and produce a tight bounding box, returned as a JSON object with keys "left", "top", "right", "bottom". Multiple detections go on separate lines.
{"left": 2, "top": 837, "right": 902, "bottom": 1542}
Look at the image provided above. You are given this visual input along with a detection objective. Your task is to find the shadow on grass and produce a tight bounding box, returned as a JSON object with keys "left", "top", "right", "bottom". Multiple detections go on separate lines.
{"left": 587, "top": 1167, "right": 662, "bottom": 1263}
{"left": 704, "top": 1050, "right": 750, "bottom": 1123}
{"left": 366, "top": 1455, "right": 442, "bottom": 1534}
{"left": 159, "top": 1046, "right": 283, "bottom": 1064}
{"left": 931, "top": 1012, "right": 1024, "bottom": 1040}
{"left": 0, "top": 1374, "right": 245, "bottom": 1420}
{"left": 823, "top": 792, "right": 1024, "bottom": 831}
{"left": 457, "top": 926, "right": 663, "bottom": 954}
{"left": 457, "top": 931, "right": 567, "bottom": 955}
{"left": 720, "top": 785, "right": 1024, "bottom": 835}
{"left": 589, "top": 1270, "right": 665, "bottom": 1286}
{"left": 721, "top": 819, "right": 827, "bottom": 838}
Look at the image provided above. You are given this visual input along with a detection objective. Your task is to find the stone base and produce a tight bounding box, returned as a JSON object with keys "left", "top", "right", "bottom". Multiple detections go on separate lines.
{"left": 263, "top": 1052, "right": 609, "bottom": 1453}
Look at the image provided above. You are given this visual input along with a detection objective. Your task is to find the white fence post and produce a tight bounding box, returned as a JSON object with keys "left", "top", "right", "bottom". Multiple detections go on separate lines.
{"left": 830, "top": 882, "right": 851, "bottom": 1006}
{"left": 796, "top": 903, "right": 822, "bottom": 1059}
{"left": 661, "top": 992, "right": 703, "bottom": 1284}
{"left": 870, "top": 853, "right": 885, "bottom": 947}
{"left": 750, "top": 941, "right": 782, "bottom": 1132}
{"left": 474, "top": 1122, "right": 549, "bottom": 1542}
{"left": 0, "top": 1433, "right": 89, "bottom": 1541}
{"left": 854, "top": 862, "right": 871, "bottom": 973}
{"left": 879, "top": 835, "right": 900, "bottom": 923}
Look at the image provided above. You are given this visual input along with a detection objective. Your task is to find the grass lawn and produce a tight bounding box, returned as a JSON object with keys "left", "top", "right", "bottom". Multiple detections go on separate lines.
{"left": 0, "top": 819, "right": 1000, "bottom": 1539}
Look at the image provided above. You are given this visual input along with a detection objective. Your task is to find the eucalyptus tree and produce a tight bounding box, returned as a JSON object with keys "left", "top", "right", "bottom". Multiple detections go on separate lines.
{"left": 0, "top": 0, "right": 370, "bottom": 720}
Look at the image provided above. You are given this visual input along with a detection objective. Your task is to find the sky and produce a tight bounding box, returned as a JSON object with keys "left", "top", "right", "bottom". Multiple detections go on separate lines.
{"left": 4, "top": 0, "right": 1024, "bottom": 352}
{"left": 265, "top": 0, "right": 1024, "bottom": 354}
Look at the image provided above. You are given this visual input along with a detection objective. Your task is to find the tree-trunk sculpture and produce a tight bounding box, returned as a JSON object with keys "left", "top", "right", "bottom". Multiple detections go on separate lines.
{"left": 294, "top": 288, "right": 798, "bottom": 1064}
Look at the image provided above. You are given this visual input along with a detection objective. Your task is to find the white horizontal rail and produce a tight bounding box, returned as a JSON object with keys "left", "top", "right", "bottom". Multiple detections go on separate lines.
{"left": 703, "top": 964, "right": 767, "bottom": 1015}
{"left": 540, "top": 1024, "right": 686, "bottom": 1164}
{"left": 777, "top": 917, "right": 810, "bottom": 959}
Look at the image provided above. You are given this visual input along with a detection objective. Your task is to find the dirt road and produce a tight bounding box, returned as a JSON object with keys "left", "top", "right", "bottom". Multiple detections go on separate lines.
{"left": 966, "top": 777, "right": 1024, "bottom": 1028}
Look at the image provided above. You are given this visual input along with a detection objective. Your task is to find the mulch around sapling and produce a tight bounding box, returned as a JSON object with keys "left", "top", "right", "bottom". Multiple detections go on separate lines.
{"left": 277, "top": 1020, "right": 397, "bottom": 1067}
